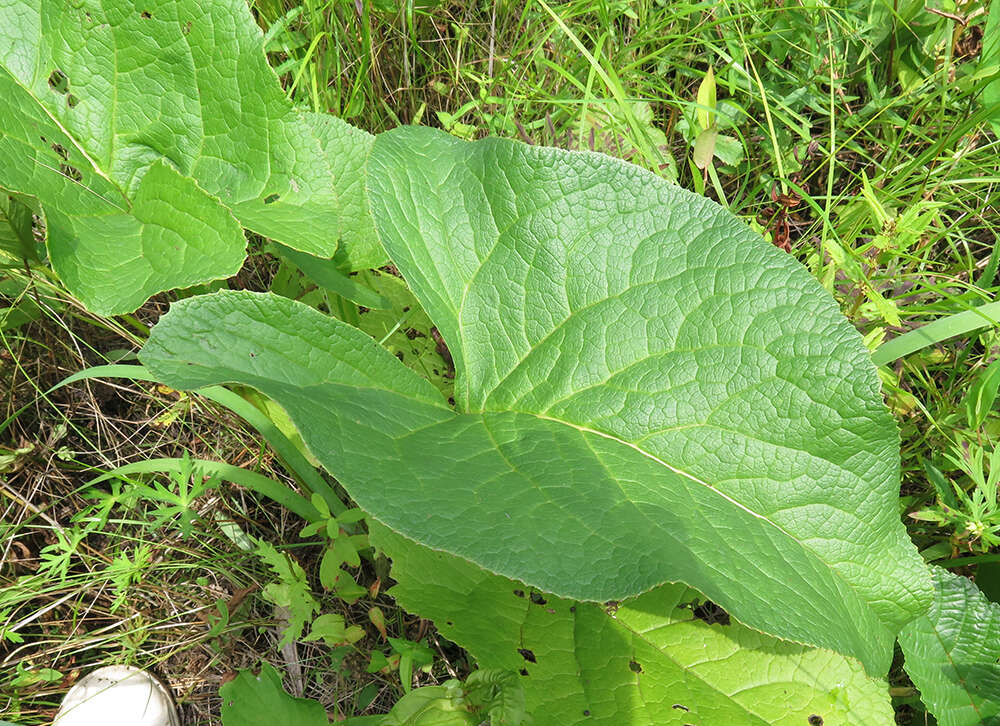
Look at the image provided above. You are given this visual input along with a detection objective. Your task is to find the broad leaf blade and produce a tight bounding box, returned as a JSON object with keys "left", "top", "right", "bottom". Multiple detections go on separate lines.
{"left": 0, "top": 62, "right": 246, "bottom": 314}
{"left": 144, "top": 286, "right": 910, "bottom": 673}
{"left": 898, "top": 567, "right": 1000, "bottom": 726}
{"left": 365, "top": 127, "right": 929, "bottom": 670}
{"left": 0, "top": 0, "right": 370, "bottom": 312}
{"left": 220, "top": 662, "right": 329, "bottom": 726}
{"left": 45, "top": 160, "right": 246, "bottom": 314}
{"left": 371, "top": 524, "right": 895, "bottom": 726}
{"left": 302, "top": 113, "right": 385, "bottom": 271}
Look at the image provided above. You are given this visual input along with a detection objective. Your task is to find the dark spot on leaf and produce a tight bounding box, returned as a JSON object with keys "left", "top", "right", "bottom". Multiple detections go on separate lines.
{"left": 513, "top": 589, "right": 525, "bottom": 598}
{"left": 48, "top": 69, "right": 69, "bottom": 94}
{"left": 402, "top": 306, "right": 410, "bottom": 312}
{"left": 808, "top": 717, "right": 823, "bottom": 726}
{"left": 60, "top": 164, "right": 82, "bottom": 182}
{"left": 582, "top": 710, "right": 590, "bottom": 717}
{"left": 517, "top": 648, "right": 536, "bottom": 663}
{"left": 140, "top": 10, "right": 151, "bottom": 18}
{"left": 692, "top": 599, "right": 730, "bottom": 626}
{"left": 66, "top": 94, "right": 79, "bottom": 108}
{"left": 529, "top": 591, "right": 547, "bottom": 605}
{"left": 672, "top": 704, "right": 689, "bottom": 711}
{"left": 445, "top": 621, "right": 453, "bottom": 626}
{"left": 40, "top": 136, "right": 47, "bottom": 143}
{"left": 430, "top": 326, "right": 454, "bottom": 375}
{"left": 518, "top": 668, "right": 528, "bottom": 676}
{"left": 628, "top": 660, "right": 642, "bottom": 673}
{"left": 249, "top": 352, "right": 256, "bottom": 358}
{"left": 569, "top": 606, "right": 576, "bottom": 612}
{"left": 432, "top": 369, "right": 439, "bottom": 375}
{"left": 395, "top": 352, "right": 404, "bottom": 362}
{"left": 447, "top": 396, "right": 455, "bottom": 406}
{"left": 264, "top": 193, "right": 280, "bottom": 204}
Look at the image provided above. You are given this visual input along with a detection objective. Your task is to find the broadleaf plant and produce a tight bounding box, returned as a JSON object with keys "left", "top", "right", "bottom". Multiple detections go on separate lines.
{"left": 898, "top": 566, "right": 1000, "bottom": 725}
{"left": 141, "top": 125, "right": 931, "bottom": 675}
{"left": 0, "top": 0, "right": 375, "bottom": 314}
{"left": 5, "top": 0, "right": 966, "bottom": 719}
{"left": 370, "top": 523, "right": 895, "bottom": 725}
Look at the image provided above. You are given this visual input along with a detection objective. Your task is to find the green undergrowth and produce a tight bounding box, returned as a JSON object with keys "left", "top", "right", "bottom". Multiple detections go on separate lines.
{"left": 2, "top": 0, "right": 1000, "bottom": 724}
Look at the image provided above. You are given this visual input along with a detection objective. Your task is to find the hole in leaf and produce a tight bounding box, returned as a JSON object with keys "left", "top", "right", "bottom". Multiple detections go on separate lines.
{"left": 582, "top": 710, "right": 590, "bottom": 717}
{"left": 518, "top": 668, "right": 528, "bottom": 676}
{"left": 517, "top": 648, "right": 536, "bottom": 663}
{"left": 60, "top": 164, "right": 82, "bottom": 182}
{"left": 249, "top": 352, "right": 256, "bottom": 358}
{"left": 529, "top": 591, "right": 546, "bottom": 605}
{"left": 628, "top": 660, "right": 642, "bottom": 673}
{"left": 808, "top": 717, "right": 823, "bottom": 726}
{"left": 140, "top": 10, "right": 151, "bottom": 17}
{"left": 182, "top": 20, "right": 192, "bottom": 34}
{"left": 264, "top": 193, "right": 280, "bottom": 204}
{"left": 692, "top": 599, "right": 730, "bottom": 626}
{"left": 672, "top": 704, "right": 690, "bottom": 711}
{"left": 50, "top": 143, "right": 69, "bottom": 160}
{"left": 66, "top": 94, "right": 79, "bottom": 108}
{"left": 48, "top": 69, "right": 69, "bottom": 94}
{"left": 445, "top": 621, "right": 453, "bottom": 626}
{"left": 512, "top": 589, "right": 524, "bottom": 598}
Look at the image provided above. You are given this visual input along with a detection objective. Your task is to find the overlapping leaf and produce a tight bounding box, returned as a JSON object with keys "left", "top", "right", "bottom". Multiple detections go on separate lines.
{"left": 898, "top": 567, "right": 1000, "bottom": 725}
{"left": 367, "top": 127, "right": 930, "bottom": 668}
{"left": 370, "top": 524, "right": 895, "bottom": 726}
{"left": 0, "top": 0, "right": 370, "bottom": 312}
{"left": 142, "top": 128, "right": 930, "bottom": 673}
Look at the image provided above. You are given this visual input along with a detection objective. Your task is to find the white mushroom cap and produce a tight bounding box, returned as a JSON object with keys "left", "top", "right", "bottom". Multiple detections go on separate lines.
{"left": 54, "top": 665, "right": 180, "bottom": 726}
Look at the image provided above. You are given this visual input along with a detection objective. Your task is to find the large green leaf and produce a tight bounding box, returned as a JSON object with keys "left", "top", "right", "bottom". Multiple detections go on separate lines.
{"left": 302, "top": 113, "right": 384, "bottom": 272}
{"left": 141, "top": 128, "right": 930, "bottom": 672}
{"left": 370, "top": 524, "right": 895, "bottom": 725}
{"left": 898, "top": 566, "right": 1000, "bottom": 725}
{"left": 0, "top": 0, "right": 368, "bottom": 313}
{"left": 368, "top": 128, "right": 930, "bottom": 666}
{"left": 220, "top": 662, "right": 329, "bottom": 726}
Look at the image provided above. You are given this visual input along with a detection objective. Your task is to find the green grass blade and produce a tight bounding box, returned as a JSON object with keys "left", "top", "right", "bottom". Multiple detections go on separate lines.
{"left": 872, "top": 301, "right": 1000, "bottom": 366}
{"left": 50, "top": 364, "right": 344, "bottom": 514}
{"left": 88, "top": 458, "right": 321, "bottom": 523}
